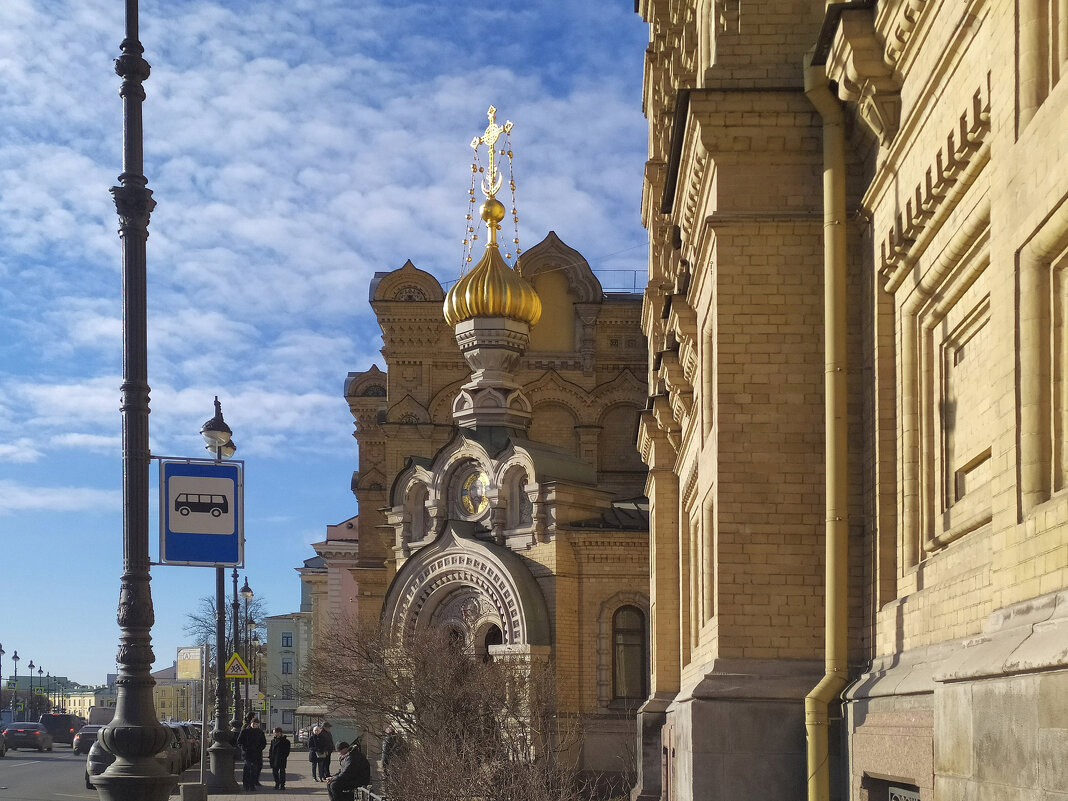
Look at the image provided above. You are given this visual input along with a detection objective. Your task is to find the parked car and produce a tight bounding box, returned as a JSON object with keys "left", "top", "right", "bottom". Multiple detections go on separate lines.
{"left": 179, "top": 723, "right": 200, "bottom": 764}
{"left": 2, "top": 722, "right": 53, "bottom": 751}
{"left": 72, "top": 724, "right": 102, "bottom": 755}
{"left": 168, "top": 723, "right": 192, "bottom": 770}
{"left": 157, "top": 726, "right": 184, "bottom": 775}
{"left": 40, "top": 713, "right": 86, "bottom": 746}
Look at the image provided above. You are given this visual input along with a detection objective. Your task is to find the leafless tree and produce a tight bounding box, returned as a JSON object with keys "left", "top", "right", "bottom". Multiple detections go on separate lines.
{"left": 182, "top": 592, "right": 269, "bottom": 700}
{"left": 307, "top": 620, "right": 603, "bottom": 801}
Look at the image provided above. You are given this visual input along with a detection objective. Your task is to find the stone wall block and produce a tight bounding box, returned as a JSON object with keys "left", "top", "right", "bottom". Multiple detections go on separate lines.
{"left": 972, "top": 677, "right": 1038, "bottom": 787}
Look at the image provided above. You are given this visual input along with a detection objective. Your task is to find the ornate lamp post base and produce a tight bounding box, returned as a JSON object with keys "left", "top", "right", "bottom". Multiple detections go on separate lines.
{"left": 206, "top": 740, "right": 240, "bottom": 793}
{"left": 93, "top": 768, "right": 176, "bottom": 801}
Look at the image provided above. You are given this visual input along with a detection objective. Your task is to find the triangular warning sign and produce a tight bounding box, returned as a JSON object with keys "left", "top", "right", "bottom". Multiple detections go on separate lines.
{"left": 224, "top": 653, "right": 252, "bottom": 679}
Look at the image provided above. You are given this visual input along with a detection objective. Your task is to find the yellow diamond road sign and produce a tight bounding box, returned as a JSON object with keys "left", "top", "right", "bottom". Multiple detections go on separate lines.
{"left": 224, "top": 653, "right": 252, "bottom": 679}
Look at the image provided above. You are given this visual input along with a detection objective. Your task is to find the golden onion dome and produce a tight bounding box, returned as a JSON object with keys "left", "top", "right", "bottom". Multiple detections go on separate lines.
{"left": 443, "top": 199, "right": 542, "bottom": 327}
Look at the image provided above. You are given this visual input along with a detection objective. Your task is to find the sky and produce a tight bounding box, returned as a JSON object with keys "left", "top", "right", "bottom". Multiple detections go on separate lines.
{"left": 0, "top": 0, "right": 650, "bottom": 685}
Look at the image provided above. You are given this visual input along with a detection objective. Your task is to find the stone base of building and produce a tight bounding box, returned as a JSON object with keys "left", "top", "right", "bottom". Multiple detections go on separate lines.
{"left": 658, "top": 658, "right": 824, "bottom": 801}
{"left": 845, "top": 588, "right": 1068, "bottom": 800}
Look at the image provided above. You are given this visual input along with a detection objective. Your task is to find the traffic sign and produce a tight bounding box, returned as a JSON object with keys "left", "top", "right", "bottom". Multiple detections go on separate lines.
{"left": 33, "top": 687, "right": 46, "bottom": 695}
{"left": 224, "top": 653, "right": 252, "bottom": 679}
{"left": 159, "top": 459, "right": 244, "bottom": 566}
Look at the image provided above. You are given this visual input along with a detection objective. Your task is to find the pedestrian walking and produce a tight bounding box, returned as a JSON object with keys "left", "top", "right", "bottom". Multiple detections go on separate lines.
{"left": 237, "top": 717, "right": 267, "bottom": 791}
{"left": 317, "top": 721, "right": 335, "bottom": 779}
{"left": 308, "top": 725, "right": 324, "bottom": 781}
{"left": 268, "top": 727, "right": 291, "bottom": 790}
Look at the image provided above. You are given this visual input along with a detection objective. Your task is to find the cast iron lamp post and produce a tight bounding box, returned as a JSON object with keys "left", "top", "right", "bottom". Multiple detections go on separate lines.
{"left": 201, "top": 398, "right": 240, "bottom": 792}
{"left": 240, "top": 579, "right": 253, "bottom": 719}
{"left": 27, "top": 661, "right": 33, "bottom": 717}
{"left": 231, "top": 568, "right": 241, "bottom": 731}
{"left": 10, "top": 651, "right": 17, "bottom": 721}
{"left": 92, "top": 5, "right": 175, "bottom": 800}
{"left": 0, "top": 643, "right": 4, "bottom": 719}
{"left": 37, "top": 666, "right": 43, "bottom": 716}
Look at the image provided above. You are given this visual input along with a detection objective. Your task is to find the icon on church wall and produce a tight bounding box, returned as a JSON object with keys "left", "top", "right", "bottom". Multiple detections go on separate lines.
{"left": 460, "top": 468, "right": 490, "bottom": 516}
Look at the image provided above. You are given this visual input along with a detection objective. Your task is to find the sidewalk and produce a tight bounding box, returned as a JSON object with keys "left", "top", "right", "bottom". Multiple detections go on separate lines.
{"left": 176, "top": 761, "right": 329, "bottom": 801}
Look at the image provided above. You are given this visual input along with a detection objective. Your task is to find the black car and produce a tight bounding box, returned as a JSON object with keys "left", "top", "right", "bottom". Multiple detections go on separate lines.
{"left": 40, "top": 713, "right": 86, "bottom": 746}
{"left": 72, "top": 724, "right": 102, "bottom": 755}
{"left": 2, "top": 722, "right": 53, "bottom": 751}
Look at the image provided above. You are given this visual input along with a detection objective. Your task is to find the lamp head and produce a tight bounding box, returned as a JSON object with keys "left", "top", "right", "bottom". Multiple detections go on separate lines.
{"left": 200, "top": 395, "right": 233, "bottom": 450}
{"left": 240, "top": 577, "right": 253, "bottom": 600}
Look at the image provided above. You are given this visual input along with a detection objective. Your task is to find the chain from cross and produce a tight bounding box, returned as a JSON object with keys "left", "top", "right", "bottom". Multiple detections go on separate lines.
{"left": 470, "top": 105, "right": 512, "bottom": 198}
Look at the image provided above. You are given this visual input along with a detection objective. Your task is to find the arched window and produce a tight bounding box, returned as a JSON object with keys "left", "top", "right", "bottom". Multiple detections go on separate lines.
{"left": 612, "top": 605, "right": 647, "bottom": 700}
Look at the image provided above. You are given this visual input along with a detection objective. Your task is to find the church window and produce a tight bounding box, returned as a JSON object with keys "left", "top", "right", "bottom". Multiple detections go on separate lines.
{"left": 409, "top": 483, "right": 430, "bottom": 540}
{"left": 612, "top": 605, "right": 647, "bottom": 700}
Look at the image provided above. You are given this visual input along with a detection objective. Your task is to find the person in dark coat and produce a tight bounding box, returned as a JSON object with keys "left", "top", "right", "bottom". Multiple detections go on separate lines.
{"left": 268, "top": 728, "right": 291, "bottom": 790}
{"left": 307, "top": 725, "right": 324, "bottom": 781}
{"left": 236, "top": 718, "right": 267, "bottom": 790}
{"left": 318, "top": 721, "right": 335, "bottom": 779}
{"left": 325, "top": 740, "right": 371, "bottom": 801}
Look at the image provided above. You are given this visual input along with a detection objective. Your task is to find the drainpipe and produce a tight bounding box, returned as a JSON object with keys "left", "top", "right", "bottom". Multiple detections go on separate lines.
{"left": 803, "top": 52, "right": 849, "bottom": 801}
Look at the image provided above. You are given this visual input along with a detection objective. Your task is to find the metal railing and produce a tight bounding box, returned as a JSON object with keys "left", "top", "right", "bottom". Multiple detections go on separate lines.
{"left": 356, "top": 788, "right": 386, "bottom": 801}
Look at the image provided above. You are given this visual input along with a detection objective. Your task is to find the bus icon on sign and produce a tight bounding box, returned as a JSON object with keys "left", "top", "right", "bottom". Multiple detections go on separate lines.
{"left": 175, "top": 493, "right": 229, "bottom": 517}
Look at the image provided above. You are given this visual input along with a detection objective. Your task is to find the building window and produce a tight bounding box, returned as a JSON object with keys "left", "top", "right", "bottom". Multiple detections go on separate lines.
{"left": 612, "top": 605, "right": 647, "bottom": 700}
{"left": 281, "top": 658, "right": 294, "bottom": 675}
{"left": 281, "top": 632, "right": 293, "bottom": 648}
{"left": 281, "top": 684, "right": 294, "bottom": 700}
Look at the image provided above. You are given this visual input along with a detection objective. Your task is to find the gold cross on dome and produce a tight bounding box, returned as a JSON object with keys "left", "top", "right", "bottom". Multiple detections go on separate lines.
{"left": 470, "top": 105, "right": 512, "bottom": 198}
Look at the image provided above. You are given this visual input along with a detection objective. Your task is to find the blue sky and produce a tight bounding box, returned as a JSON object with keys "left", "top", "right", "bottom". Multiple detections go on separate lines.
{"left": 0, "top": 0, "right": 649, "bottom": 684}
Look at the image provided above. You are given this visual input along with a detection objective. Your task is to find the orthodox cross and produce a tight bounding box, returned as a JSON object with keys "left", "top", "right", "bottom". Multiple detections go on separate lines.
{"left": 471, "top": 105, "right": 512, "bottom": 198}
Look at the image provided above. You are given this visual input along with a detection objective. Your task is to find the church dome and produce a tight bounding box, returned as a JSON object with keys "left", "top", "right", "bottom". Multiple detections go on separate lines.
{"left": 443, "top": 201, "right": 542, "bottom": 327}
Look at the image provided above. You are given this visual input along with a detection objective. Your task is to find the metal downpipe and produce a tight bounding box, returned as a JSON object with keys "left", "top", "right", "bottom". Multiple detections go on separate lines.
{"left": 803, "top": 53, "right": 850, "bottom": 801}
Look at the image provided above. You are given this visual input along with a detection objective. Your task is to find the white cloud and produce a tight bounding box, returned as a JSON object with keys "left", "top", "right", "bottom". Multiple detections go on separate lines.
{"left": 0, "top": 479, "right": 120, "bottom": 513}
{"left": 0, "top": 438, "right": 42, "bottom": 463}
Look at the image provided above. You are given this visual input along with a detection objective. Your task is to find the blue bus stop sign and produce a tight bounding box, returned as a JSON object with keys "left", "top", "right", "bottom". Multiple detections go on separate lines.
{"left": 160, "top": 459, "right": 243, "bottom": 566}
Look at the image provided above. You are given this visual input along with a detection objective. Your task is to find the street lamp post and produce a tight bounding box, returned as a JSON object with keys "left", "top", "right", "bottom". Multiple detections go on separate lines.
{"left": 201, "top": 397, "right": 240, "bottom": 793}
{"left": 37, "top": 667, "right": 43, "bottom": 717}
{"left": 240, "top": 579, "right": 253, "bottom": 721}
{"left": 0, "top": 643, "right": 4, "bottom": 723}
{"left": 231, "top": 567, "right": 241, "bottom": 731}
{"left": 93, "top": 4, "right": 175, "bottom": 801}
{"left": 28, "top": 661, "right": 34, "bottom": 717}
{"left": 12, "top": 651, "right": 19, "bottom": 721}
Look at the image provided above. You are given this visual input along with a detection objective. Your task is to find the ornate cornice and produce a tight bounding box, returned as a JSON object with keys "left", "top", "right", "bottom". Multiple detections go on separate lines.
{"left": 879, "top": 79, "right": 991, "bottom": 288}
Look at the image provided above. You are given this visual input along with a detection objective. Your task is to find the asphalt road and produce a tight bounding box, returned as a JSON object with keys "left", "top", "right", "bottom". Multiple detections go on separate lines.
{"left": 0, "top": 745, "right": 93, "bottom": 801}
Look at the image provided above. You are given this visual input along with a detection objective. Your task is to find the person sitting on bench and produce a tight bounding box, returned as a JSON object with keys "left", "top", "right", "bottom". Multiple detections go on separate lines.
{"left": 325, "top": 739, "right": 370, "bottom": 801}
